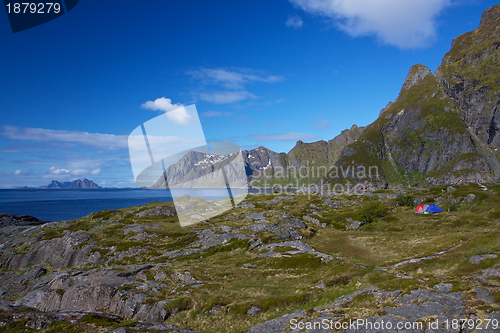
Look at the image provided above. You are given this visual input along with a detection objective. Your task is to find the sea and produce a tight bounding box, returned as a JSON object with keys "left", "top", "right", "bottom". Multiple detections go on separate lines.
{"left": 0, "top": 188, "right": 253, "bottom": 222}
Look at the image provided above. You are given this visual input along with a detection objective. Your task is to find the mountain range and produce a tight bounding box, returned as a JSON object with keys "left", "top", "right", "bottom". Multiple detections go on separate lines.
{"left": 155, "top": 6, "right": 500, "bottom": 189}
{"left": 14, "top": 178, "right": 101, "bottom": 189}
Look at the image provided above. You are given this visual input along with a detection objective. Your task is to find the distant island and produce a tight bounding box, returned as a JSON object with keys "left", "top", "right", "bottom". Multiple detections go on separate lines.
{"left": 13, "top": 178, "right": 101, "bottom": 189}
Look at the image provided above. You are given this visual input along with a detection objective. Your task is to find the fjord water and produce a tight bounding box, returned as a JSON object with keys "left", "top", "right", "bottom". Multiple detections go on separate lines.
{"left": 0, "top": 188, "right": 249, "bottom": 222}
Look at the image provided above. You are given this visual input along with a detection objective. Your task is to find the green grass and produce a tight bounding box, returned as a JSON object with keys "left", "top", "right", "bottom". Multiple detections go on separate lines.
{"left": 78, "top": 314, "right": 121, "bottom": 327}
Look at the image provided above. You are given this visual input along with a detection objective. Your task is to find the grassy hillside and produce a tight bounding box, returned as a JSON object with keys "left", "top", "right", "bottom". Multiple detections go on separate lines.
{"left": 2, "top": 182, "right": 500, "bottom": 332}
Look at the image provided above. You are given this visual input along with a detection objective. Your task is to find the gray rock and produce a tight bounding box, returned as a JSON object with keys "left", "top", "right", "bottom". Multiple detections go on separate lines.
{"left": 345, "top": 217, "right": 365, "bottom": 230}
{"left": 256, "top": 240, "right": 334, "bottom": 263}
{"left": 136, "top": 206, "right": 176, "bottom": 217}
{"left": 154, "top": 270, "right": 168, "bottom": 282}
{"left": 13, "top": 312, "right": 53, "bottom": 330}
{"left": 130, "top": 324, "right": 202, "bottom": 332}
{"left": 247, "top": 306, "right": 262, "bottom": 316}
{"left": 136, "top": 271, "right": 147, "bottom": 281}
{"left": 117, "top": 265, "right": 152, "bottom": 277}
{"left": 134, "top": 300, "right": 172, "bottom": 324}
{"left": 434, "top": 283, "right": 452, "bottom": 293}
{"left": 2, "top": 231, "right": 93, "bottom": 270}
{"left": 243, "top": 263, "right": 257, "bottom": 268}
{"left": 465, "top": 193, "right": 476, "bottom": 202}
{"left": 375, "top": 193, "right": 397, "bottom": 199}
{"left": 245, "top": 309, "right": 306, "bottom": 333}
{"left": 373, "top": 290, "right": 401, "bottom": 299}
{"left": 476, "top": 288, "right": 495, "bottom": 303}
{"left": 323, "top": 198, "right": 345, "bottom": 208}
{"left": 238, "top": 202, "right": 255, "bottom": 208}
{"left": 478, "top": 267, "right": 500, "bottom": 280}
{"left": 109, "top": 328, "right": 127, "bottom": 333}
{"left": 263, "top": 196, "right": 295, "bottom": 205}
{"left": 387, "top": 301, "right": 445, "bottom": 321}
{"left": 469, "top": 254, "right": 497, "bottom": 264}
{"left": 243, "top": 222, "right": 303, "bottom": 241}
{"left": 303, "top": 215, "right": 321, "bottom": 226}
{"left": 244, "top": 212, "right": 268, "bottom": 223}
{"left": 171, "top": 272, "right": 196, "bottom": 284}
{"left": 0, "top": 300, "right": 15, "bottom": 311}
{"left": 314, "top": 283, "right": 325, "bottom": 289}
{"left": 195, "top": 229, "right": 249, "bottom": 248}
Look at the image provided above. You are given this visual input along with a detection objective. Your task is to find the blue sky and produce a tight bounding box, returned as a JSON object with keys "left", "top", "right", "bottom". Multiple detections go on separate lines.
{"left": 0, "top": 0, "right": 497, "bottom": 188}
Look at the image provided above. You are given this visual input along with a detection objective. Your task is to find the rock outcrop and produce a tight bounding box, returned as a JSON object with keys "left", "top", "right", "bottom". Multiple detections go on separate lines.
{"left": 0, "top": 213, "right": 47, "bottom": 227}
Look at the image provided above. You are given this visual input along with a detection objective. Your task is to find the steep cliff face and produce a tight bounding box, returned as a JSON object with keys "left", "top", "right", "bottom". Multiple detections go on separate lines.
{"left": 330, "top": 4, "right": 500, "bottom": 187}
{"left": 436, "top": 4, "right": 500, "bottom": 178}
{"left": 327, "top": 124, "right": 365, "bottom": 164}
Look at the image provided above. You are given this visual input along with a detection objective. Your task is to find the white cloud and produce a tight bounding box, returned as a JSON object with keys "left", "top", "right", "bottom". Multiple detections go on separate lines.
{"left": 286, "top": 15, "right": 304, "bottom": 29}
{"left": 189, "top": 68, "right": 284, "bottom": 104}
{"left": 250, "top": 132, "right": 322, "bottom": 142}
{"left": 49, "top": 166, "right": 70, "bottom": 175}
{"left": 43, "top": 166, "right": 104, "bottom": 179}
{"left": 141, "top": 97, "right": 184, "bottom": 112}
{"left": 201, "top": 111, "right": 233, "bottom": 117}
{"left": 166, "top": 108, "right": 193, "bottom": 125}
{"left": 91, "top": 168, "right": 101, "bottom": 175}
{"left": 141, "top": 97, "right": 193, "bottom": 125}
{"left": 289, "top": 0, "right": 451, "bottom": 48}
{"left": 189, "top": 68, "right": 284, "bottom": 90}
{"left": 13, "top": 170, "right": 22, "bottom": 175}
{"left": 312, "top": 118, "right": 331, "bottom": 130}
{"left": 71, "top": 169, "right": 88, "bottom": 176}
{"left": 199, "top": 91, "right": 257, "bottom": 104}
{"left": 1, "top": 125, "right": 128, "bottom": 150}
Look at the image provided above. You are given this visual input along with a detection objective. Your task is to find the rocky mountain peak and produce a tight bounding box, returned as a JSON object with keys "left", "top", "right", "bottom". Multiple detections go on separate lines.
{"left": 479, "top": 4, "right": 500, "bottom": 28}
{"left": 378, "top": 101, "right": 394, "bottom": 118}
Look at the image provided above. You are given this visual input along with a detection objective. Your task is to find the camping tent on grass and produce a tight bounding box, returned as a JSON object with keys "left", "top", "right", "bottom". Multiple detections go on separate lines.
{"left": 415, "top": 204, "right": 443, "bottom": 214}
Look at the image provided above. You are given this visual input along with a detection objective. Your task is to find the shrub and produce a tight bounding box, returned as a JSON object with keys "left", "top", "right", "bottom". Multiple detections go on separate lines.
{"left": 165, "top": 297, "right": 193, "bottom": 312}
{"left": 396, "top": 194, "right": 414, "bottom": 207}
{"left": 359, "top": 201, "right": 389, "bottom": 223}
{"left": 78, "top": 314, "right": 120, "bottom": 327}
{"left": 488, "top": 211, "right": 500, "bottom": 219}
